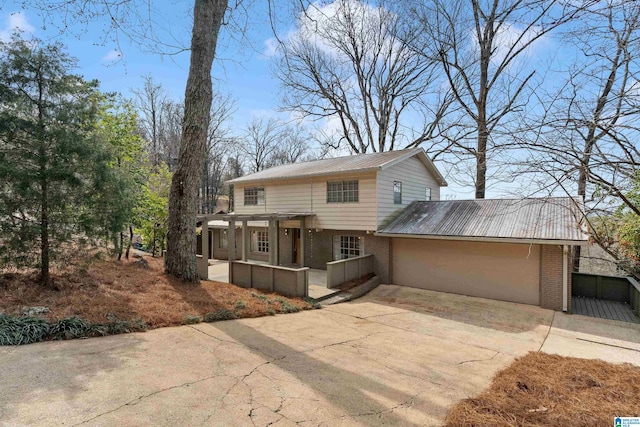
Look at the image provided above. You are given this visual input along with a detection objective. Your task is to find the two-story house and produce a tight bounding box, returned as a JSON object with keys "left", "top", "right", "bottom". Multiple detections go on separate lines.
{"left": 200, "top": 148, "right": 587, "bottom": 312}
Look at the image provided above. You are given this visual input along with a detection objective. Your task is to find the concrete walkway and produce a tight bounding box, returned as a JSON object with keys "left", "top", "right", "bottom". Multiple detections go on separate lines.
{"left": 1, "top": 285, "right": 639, "bottom": 426}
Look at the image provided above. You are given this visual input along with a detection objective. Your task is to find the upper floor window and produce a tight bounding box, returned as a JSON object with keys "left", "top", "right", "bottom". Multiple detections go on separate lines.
{"left": 425, "top": 187, "right": 432, "bottom": 201}
{"left": 244, "top": 187, "right": 265, "bottom": 205}
{"left": 333, "top": 235, "right": 363, "bottom": 260}
{"left": 393, "top": 181, "right": 402, "bottom": 204}
{"left": 327, "top": 180, "right": 359, "bottom": 203}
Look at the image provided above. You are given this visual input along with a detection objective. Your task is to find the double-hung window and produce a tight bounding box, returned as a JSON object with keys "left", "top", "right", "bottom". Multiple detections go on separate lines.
{"left": 425, "top": 187, "right": 432, "bottom": 201}
{"left": 393, "top": 181, "right": 402, "bottom": 204}
{"left": 244, "top": 187, "right": 265, "bottom": 205}
{"left": 333, "top": 235, "right": 362, "bottom": 260}
{"left": 251, "top": 230, "right": 269, "bottom": 253}
{"left": 327, "top": 180, "right": 359, "bottom": 203}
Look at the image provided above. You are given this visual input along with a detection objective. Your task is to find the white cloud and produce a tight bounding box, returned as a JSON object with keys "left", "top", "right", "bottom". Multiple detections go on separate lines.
{"left": 101, "top": 49, "right": 122, "bottom": 64}
{"left": 261, "top": 37, "right": 279, "bottom": 58}
{"left": 0, "top": 12, "right": 35, "bottom": 42}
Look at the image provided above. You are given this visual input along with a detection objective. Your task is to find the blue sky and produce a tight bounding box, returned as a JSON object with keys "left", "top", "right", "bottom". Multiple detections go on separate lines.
{"left": 0, "top": 2, "right": 282, "bottom": 127}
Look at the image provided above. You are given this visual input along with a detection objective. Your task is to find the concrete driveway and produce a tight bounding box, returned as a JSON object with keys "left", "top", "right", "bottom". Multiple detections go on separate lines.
{"left": 1, "top": 285, "right": 639, "bottom": 426}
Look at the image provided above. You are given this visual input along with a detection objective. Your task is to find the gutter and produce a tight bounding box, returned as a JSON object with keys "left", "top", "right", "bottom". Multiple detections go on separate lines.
{"left": 373, "top": 232, "right": 589, "bottom": 246}
{"left": 225, "top": 167, "right": 381, "bottom": 186}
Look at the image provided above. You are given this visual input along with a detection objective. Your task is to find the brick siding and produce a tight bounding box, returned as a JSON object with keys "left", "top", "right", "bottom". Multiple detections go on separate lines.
{"left": 540, "top": 245, "right": 571, "bottom": 312}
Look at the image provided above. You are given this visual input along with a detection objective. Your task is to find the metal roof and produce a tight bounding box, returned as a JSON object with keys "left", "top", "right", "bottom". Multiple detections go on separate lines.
{"left": 226, "top": 148, "right": 447, "bottom": 186}
{"left": 377, "top": 198, "right": 588, "bottom": 243}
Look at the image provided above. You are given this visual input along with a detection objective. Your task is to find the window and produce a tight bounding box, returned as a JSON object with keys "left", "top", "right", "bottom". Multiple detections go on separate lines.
{"left": 244, "top": 187, "right": 265, "bottom": 205}
{"left": 218, "top": 229, "right": 228, "bottom": 249}
{"left": 425, "top": 187, "right": 432, "bottom": 201}
{"left": 251, "top": 230, "right": 269, "bottom": 253}
{"left": 393, "top": 181, "right": 402, "bottom": 204}
{"left": 333, "top": 235, "right": 362, "bottom": 260}
{"left": 327, "top": 180, "right": 359, "bottom": 203}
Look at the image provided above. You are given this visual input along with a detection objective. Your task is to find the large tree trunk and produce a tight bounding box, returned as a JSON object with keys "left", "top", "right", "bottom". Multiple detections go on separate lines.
{"left": 125, "top": 225, "right": 133, "bottom": 260}
{"left": 165, "top": 0, "right": 227, "bottom": 282}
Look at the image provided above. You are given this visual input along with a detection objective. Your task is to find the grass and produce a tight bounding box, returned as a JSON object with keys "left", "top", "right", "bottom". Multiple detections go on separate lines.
{"left": 0, "top": 254, "right": 313, "bottom": 335}
{"left": 445, "top": 352, "right": 640, "bottom": 427}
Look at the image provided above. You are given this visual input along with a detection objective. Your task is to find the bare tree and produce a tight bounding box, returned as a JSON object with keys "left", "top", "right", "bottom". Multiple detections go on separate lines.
{"left": 411, "top": 0, "right": 586, "bottom": 198}
{"left": 241, "top": 117, "right": 283, "bottom": 173}
{"left": 133, "top": 74, "right": 167, "bottom": 166}
{"left": 518, "top": 0, "right": 640, "bottom": 271}
{"left": 272, "top": 0, "right": 452, "bottom": 154}
{"left": 266, "top": 124, "right": 310, "bottom": 167}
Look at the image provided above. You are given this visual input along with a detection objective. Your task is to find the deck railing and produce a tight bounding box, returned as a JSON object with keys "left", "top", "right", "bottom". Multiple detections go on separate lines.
{"left": 326, "top": 254, "right": 374, "bottom": 289}
{"left": 230, "top": 261, "right": 308, "bottom": 298}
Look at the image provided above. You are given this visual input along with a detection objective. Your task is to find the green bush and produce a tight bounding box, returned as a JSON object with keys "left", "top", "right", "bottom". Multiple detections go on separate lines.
{"left": 251, "top": 292, "right": 268, "bottom": 301}
{"left": 49, "top": 316, "right": 91, "bottom": 340}
{"left": 0, "top": 314, "right": 147, "bottom": 346}
{"left": 235, "top": 301, "right": 246, "bottom": 310}
{"left": 276, "top": 298, "right": 300, "bottom": 314}
{"left": 204, "top": 309, "right": 237, "bottom": 322}
{"left": 0, "top": 314, "right": 50, "bottom": 345}
{"left": 183, "top": 314, "right": 202, "bottom": 325}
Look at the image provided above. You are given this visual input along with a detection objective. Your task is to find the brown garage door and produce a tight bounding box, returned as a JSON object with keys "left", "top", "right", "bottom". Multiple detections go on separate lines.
{"left": 391, "top": 238, "right": 540, "bottom": 305}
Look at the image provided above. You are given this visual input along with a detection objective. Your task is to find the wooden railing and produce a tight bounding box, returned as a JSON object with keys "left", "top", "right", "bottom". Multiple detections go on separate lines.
{"left": 230, "top": 261, "right": 308, "bottom": 298}
{"left": 573, "top": 272, "right": 640, "bottom": 316}
{"left": 326, "top": 254, "right": 374, "bottom": 289}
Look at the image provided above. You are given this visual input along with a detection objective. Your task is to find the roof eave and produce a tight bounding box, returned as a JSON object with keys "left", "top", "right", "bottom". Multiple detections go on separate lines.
{"left": 373, "top": 232, "right": 589, "bottom": 245}
{"left": 225, "top": 167, "right": 381, "bottom": 186}
{"left": 378, "top": 148, "right": 448, "bottom": 186}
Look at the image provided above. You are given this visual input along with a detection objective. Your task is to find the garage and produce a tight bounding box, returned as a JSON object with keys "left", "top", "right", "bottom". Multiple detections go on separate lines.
{"left": 391, "top": 238, "right": 541, "bottom": 305}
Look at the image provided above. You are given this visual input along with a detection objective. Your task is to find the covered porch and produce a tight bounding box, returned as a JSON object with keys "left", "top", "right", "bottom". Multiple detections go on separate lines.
{"left": 196, "top": 212, "right": 319, "bottom": 299}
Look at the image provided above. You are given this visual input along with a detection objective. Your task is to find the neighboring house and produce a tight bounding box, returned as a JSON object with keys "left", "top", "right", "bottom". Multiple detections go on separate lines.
{"left": 198, "top": 148, "right": 588, "bottom": 312}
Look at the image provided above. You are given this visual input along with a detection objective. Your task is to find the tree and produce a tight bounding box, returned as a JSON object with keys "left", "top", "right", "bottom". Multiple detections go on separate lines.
{"left": 135, "top": 163, "right": 172, "bottom": 257}
{"left": 518, "top": 0, "right": 640, "bottom": 271}
{"left": 87, "top": 99, "right": 146, "bottom": 261}
{"left": 272, "top": 0, "right": 451, "bottom": 154}
{"left": 411, "top": 0, "right": 584, "bottom": 198}
{"left": 0, "top": 35, "right": 107, "bottom": 285}
{"left": 242, "top": 117, "right": 283, "bottom": 173}
{"left": 133, "top": 74, "right": 167, "bottom": 167}
{"left": 164, "top": 0, "right": 229, "bottom": 282}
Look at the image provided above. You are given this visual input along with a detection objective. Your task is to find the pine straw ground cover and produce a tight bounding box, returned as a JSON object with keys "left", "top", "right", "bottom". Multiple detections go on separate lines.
{"left": 445, "top": 352, "right": 640, "bottom": 427}
{"left": 0, "top": 254, "right": 313, "bottom": 335}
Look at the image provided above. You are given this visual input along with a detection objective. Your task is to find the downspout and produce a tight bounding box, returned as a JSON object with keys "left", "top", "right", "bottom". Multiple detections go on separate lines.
{"left": 562, "top": 245, "right": 568, "bottom": 312}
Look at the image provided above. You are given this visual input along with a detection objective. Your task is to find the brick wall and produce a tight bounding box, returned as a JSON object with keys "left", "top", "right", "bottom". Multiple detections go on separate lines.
{"left": 305, "top": 229, "right": 390, "bottom": 283}
{"left": 540, "top": 245, "right": 571, "bottom": 312}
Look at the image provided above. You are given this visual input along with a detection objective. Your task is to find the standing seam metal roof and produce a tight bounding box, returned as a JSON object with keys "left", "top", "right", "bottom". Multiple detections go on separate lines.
{"left": 377, "top": 197, "right": 587, "bottom": 242}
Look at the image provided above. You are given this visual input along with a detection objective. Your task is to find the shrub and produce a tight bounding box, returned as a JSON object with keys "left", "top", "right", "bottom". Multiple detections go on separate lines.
{"left": 0, "top": 314, "right": 50, "bottom": 345}
{"left": 251, "top": 292, "right": 268, "bottom": 301}
{"left": 204, "top": 309, "right": 237, "bottom": 322}
{"left": 0, "top": 314, "right": 147, "bottom": 345}
{"left": 235, "top": 301, "right": 246, "bottom": 310}
{"left": 49, "top": 316, "right": 91, "bottom": 340}
{"left": 183, "top": 314, "right": 201, "bottom": 325}
{"left": 276, "top": 298, "right": 300, "bottom": 314}
{"left": 267, "top": 309, "right": 276, "bottom": 316}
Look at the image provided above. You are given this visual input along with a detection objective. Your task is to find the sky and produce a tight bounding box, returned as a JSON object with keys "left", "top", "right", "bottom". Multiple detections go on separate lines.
{"left": 0, "top": 1, "right": 587, "bottom": 199}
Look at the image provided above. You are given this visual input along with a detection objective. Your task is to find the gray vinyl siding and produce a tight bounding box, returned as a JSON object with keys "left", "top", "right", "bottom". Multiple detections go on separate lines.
{"left": 376, "top": 156, "right": 441, "bottom": 227}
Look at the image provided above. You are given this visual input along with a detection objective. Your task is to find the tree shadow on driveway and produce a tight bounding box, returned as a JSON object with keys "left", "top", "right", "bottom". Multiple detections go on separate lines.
{"left": 209, "top": 317, "right": 449, "bottom": 426}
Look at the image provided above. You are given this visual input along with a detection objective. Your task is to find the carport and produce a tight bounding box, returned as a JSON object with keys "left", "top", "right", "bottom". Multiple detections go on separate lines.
{"left": 376, "top": 198, "right": 589, "bottom": 311}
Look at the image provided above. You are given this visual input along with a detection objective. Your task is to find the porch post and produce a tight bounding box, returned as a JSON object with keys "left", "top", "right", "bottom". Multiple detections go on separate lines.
{"left": 228, "top": 219, "right": 236, "bottom": 283}
{"left": 268, "top": 219, "right": 280, "bottom": 266}
{"left": 299, "top": 217, "right": 306, "bottom": 267}
{"left": 197, "top": 216, "right": 209, "bottom": 280}
{"left": 242, "top": 220, "right": 249, "bottom": 261}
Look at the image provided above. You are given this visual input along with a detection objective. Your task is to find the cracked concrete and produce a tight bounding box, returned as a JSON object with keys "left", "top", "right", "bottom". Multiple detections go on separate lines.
{"left": 1, "top": 285, "right": 638, "bottom": 426}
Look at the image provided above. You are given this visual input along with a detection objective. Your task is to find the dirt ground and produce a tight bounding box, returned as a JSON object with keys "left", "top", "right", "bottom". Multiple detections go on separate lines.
{"left": 0, "top": 254, "right": 312, "bottom": 328}
{"left": 445, "top": 351, "right": 640, "bottom": 427}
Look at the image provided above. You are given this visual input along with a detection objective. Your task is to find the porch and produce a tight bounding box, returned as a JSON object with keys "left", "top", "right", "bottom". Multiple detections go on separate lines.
{"left": 206, "top": 259, "right": 336, "bottom": 300}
